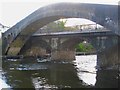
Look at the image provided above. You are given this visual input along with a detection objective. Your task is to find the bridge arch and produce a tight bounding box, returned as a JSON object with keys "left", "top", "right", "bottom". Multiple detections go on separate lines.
{"left": 3, "top": 3, "right": 118, "bottom": 55}
{"left": 59, "top": 38, "right": 84, "bottom": 50}
{"left": 19, "top": 37, "right": 51, "bottom": 56}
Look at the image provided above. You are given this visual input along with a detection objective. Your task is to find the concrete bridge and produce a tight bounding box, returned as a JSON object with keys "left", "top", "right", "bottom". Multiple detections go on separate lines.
{"left": 33, "top": 29, "right": 114, "bottom": 37}
{"left": 2, "top": 3, "right": 119, "bottom": 69}
{"left": 17, "top": 28, "right": 119, "bottom": 69}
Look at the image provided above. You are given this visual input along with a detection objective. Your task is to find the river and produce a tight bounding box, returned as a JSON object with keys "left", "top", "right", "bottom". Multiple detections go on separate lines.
{"left": 0, "top": 55, "right": 119, "bottom": 89}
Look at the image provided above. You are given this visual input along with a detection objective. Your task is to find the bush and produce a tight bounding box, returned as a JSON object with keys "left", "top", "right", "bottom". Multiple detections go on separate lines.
{"left": 75, "top": 43, "right": 94, "bottom": 52}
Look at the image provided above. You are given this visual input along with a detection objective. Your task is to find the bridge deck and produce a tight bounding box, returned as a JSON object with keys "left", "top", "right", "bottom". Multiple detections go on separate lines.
{"left": 32, "top": 29, "right": 115, "bottom": 37}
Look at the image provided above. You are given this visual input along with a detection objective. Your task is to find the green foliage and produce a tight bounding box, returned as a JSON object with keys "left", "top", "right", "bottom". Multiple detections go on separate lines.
{"left": 42, "top": 20, "right": 68, "bottom": 32}
{"left": 75, "top": 43, "right": 94, "bottom": 52}
{"left": 57, "top": 20, "right": 67, "bottom": 30}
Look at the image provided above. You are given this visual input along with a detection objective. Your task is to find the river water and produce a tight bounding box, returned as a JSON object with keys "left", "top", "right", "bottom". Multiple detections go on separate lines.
{"left": 0, "top": 55, "right": 119, "bottom": 89}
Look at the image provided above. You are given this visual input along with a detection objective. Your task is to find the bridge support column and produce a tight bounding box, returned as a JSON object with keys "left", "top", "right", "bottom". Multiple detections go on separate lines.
{"left": 97, "top": 36, "right": 119, "bottom": 70}
{"left": 50, "top": 37, "right": 76, "bottom": 60}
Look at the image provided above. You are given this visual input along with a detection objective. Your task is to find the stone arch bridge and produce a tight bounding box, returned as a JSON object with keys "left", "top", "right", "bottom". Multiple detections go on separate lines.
{"left": 2, "top": 3, "right": 119, "bottom": 69}
{"left": 19, "top": 29, "right": 118, "bottom": 69}
{"left": 2, "top": 3, "right": 119, "bottom": 55}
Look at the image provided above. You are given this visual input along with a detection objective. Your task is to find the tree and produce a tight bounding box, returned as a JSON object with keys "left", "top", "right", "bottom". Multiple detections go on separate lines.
{"left": 42, "top": 19, "right": 67, "bottom": 32}
{"left": 75, "top": 42, "right": 94, "bottom": 52}
{"left": 57, "top": 19, "right": 67, "bottom": 30}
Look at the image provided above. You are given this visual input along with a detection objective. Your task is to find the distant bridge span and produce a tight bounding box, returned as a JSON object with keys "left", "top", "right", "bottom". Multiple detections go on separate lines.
{"left": 32, "top": 29, "right": 115, "bottom": 37}
{"left": 2, "top": 3, "right": 118, "bottom": 55}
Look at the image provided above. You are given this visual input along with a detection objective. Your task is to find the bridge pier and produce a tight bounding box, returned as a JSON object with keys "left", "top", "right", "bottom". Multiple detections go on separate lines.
{"left": 50, "top": 37, "right": 76, "bottom": 60}
{"left": 96, "top": 36, "right": 119, "bottom": 70}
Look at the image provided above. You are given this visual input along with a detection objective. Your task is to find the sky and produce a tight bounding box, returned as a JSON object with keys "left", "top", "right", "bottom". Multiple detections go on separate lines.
{"left": 0, "top": 0, "right": 119, "bottom": 27}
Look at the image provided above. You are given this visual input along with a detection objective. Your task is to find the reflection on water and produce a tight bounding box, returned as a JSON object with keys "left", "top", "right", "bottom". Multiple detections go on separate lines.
{"left": 0, "top": 55, "right": 119, "bottom": 89}
{"left": 95, "top": 70, "right": 119, "bottom": 88}
{"left": 74, "top": 55, "right": 97, "bottom": 86}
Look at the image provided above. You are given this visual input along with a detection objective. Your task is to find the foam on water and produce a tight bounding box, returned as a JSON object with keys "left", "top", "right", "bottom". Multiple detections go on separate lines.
{"left": 0, "top": 71, "right": 11, "bottom": 89}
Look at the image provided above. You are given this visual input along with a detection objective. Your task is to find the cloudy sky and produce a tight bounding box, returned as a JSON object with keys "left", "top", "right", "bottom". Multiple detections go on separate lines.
{"left": 0, "top": 0, "right": 119, "bottom": 27}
